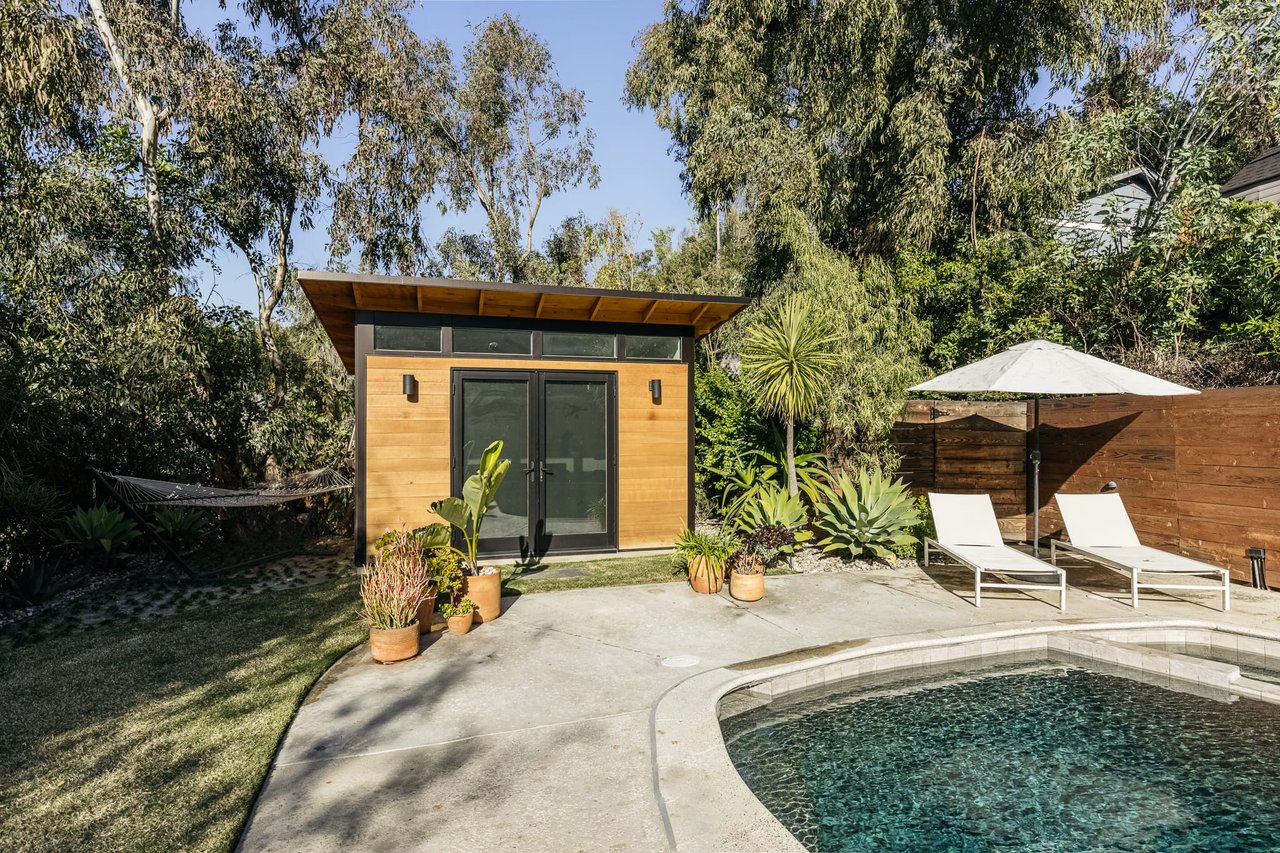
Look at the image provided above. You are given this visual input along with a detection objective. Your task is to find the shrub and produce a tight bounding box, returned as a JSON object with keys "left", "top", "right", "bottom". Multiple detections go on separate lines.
{"left": 152, "top": 507, "right": 205, "bottom": 548}
{"left": 1, "top": 545, "right": 76, "bottom": 607}
{"left": 62, "top": 504, "right": 141, "bottom": 564}
{"left": 893, "top": 495, "right": 935, "bottom": 559}
{"left": 732, "top": 484, "right": 812, "bottom": 553}
{"left": 815, "top": 469, "right": 920, "bottom": 560}
{"left": 673, "top": 526, "right": 738, "bottom": 574}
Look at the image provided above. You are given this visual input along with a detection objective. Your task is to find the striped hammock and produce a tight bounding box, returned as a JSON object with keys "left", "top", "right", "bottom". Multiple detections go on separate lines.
{"left": 96, "top": 467, "right": 351, "bottom": 508}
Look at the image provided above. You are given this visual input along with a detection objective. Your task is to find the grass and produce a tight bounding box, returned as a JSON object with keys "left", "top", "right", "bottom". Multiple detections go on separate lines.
{"left": 500, "top": 552, "right": 799, "bottom": 595}
{"left": 0, "top": 574, "right": 363, "bottom": 852}
{"left": 502, "top": 553, "right": 683, "bottom": 595}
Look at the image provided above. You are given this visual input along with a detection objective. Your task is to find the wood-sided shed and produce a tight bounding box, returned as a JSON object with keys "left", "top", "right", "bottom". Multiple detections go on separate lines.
{"left": 299, "top": 271, "right": 749, "bottom": 562}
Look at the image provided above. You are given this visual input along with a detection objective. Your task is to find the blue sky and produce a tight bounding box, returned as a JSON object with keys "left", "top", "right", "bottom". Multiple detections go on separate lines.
{"left": 188, "top": 0, "right": 692, "bottom": 309}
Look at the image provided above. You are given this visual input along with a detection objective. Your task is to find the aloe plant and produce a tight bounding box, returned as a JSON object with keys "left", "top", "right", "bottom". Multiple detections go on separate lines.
{"left": 424, "top": 440, "right": 510, "bottom": 574}
{"left": 815, "top": 469, "right": 920, "bottom": 560}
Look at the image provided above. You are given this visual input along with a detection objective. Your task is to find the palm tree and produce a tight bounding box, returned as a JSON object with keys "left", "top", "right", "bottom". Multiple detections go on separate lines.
{"left": 740, "top": 295, "right": 840, "bottom": 495}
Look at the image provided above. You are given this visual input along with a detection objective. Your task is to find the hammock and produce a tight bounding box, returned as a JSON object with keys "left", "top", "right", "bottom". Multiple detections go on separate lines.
{"left": 96, "top": 466, "right": 351, "bottom": 508}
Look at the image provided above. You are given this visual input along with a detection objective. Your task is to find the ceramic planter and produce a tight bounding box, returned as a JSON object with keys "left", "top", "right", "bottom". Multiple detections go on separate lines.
{"left": 369, "top": 624, "right": 420, "bottom": 664}
{"left": 688, "top": 556, "right": 724, "bottom": 594}
{"left": 447, "top": 611, "right": 474, "bottom": 636}
{"left": 730, "top": 572, "right": 765, "bottom": 602}
{"left": 416, "top": 592, "right": 437, "bottom": 634}
{"left": 463, "top": 570, "right": 502, "bottom": 623}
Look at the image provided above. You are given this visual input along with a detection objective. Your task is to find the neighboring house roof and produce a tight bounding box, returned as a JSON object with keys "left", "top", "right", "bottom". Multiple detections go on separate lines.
{"left": 1054, "top": 167, "right": 1157, "bottom": 251}
{"left": 1221, "top": 146, "right": 1280, "bottom": 199}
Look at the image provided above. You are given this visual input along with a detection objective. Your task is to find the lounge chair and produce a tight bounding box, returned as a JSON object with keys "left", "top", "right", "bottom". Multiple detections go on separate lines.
{"left": 1051, "top": 493, "right": 1230, "bottom": 611}
{"left": 923, "top": 493, "right": 1067, "bottom": 612}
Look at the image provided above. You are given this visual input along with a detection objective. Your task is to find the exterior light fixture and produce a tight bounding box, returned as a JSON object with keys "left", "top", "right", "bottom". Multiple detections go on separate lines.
{"left": 1101, "top": 481, "right": 1118, "bottom": 492}
{"left": 648, "top": 379, "right": 662, "bottom": 403}
{"left": 1248, "top": 547, "right": 1267, "bottom": 590}
{"left": 402, "top": 373, "right": 417, "bottom": 399}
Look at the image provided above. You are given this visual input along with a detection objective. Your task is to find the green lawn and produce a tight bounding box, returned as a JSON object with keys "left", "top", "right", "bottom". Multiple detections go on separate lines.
{"left": 502, "top": 553, "right": 683, "bottom": 595}
{"left": 0, "top": 574, "right": 363, "bottom": 853}
{"left": 500, "top": 552, "right": 798, "bottom": 595}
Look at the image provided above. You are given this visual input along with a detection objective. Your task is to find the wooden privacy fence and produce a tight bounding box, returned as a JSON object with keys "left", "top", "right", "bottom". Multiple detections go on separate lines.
{"left": 893, "top": 388, "right": 1280, "bottom": 586}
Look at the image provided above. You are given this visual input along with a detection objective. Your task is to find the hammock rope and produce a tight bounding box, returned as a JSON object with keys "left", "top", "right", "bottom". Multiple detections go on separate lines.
{"left": 97, "top": 467, "right": 351, "bottom": 508}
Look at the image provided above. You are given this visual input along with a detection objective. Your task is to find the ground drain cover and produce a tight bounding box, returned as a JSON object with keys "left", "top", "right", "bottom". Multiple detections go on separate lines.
{"left": 662, "top": 655, "right": 700, "bottom": 668}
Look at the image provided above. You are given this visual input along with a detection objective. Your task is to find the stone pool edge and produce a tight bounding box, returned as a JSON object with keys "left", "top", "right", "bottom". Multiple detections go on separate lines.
{"left": 650, "top": 617, "right": 1280, "bottom": 853}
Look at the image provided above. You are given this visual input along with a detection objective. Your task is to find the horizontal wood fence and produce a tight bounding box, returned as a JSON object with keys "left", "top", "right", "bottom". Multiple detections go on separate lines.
{"left": 893, "top": 388, "right": 1280, "bottom": 585}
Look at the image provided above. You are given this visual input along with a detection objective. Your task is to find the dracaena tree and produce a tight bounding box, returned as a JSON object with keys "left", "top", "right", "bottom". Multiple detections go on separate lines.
{"left": 740, "top": 294, "right": 840, "bottom": 496}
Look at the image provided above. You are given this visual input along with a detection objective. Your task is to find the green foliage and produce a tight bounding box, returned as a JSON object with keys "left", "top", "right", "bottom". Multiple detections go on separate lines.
{"left": 62, "top": 504, "right": 141, "bottom": 561}
{"left": 626, "top": 0, "right": 1141, "bottom": 254}
{"left": 429, "top": 440, "right": 511, "bottom": 573}
{"left": 672, "top": 527, "right": 738, "bottom": 568}
{"left": 425, "top": 548, "right": 464, "bottom": 602}
{"left": 815, "top": 470, "right": 920, "bottom": 560}
{"left": 693, "top": 360, "right": 770, "bottom": 518}
{"left": 1, "top": 547, "right": 75, "bottom": 608}
{"left": 441, "top": 597, "right": 475, "bottom": 618}
{"left": 732, "top": 484, "right": 813, "bottom": 555}
{"left": 151, "top": 507, "right": 205, "bottom": 548}
{"left": 894, "top": 495, "right": 937, "bottom": 560}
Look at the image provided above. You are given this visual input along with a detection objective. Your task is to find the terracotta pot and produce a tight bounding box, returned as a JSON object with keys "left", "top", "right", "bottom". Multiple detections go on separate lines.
{"left": 416, "top": 593, "right": 437, "bottom": 634}
{"left": 369, "top": 624, "right": 420, "bottom": 664}
{"left": 463, "top": 570, "right": 502, "bottom": 623}
{"left": 730, "top": 572, "right": 765, "bottom": 602}
{"left": 447, "top": 611, "right": 474, "bottom": 636}
{"left": 688, "top": 556, "right": 724, "bottom": 594}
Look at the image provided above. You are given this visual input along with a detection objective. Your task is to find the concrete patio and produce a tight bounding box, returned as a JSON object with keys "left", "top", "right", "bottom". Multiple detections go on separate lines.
{"left": 239, "top": 558, "right": 1280, "bottom": 852}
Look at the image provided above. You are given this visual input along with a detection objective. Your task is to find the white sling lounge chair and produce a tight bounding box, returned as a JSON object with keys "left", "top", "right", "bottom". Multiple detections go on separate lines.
{"left": 1051, "top": 493, "right": 1230, "bottom": 611}
{"left": 923, "top": 493, "right": 1066, "bottom": 612}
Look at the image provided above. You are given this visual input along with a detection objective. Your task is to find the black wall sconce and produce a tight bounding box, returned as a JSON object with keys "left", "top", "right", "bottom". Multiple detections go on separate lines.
{"left": 1248, "top": 547, "right": 1268, "bottom": 590}
{"left": 648, "top": 379, "right": 662, "bottom": 403}
{"left": 402, "top": 373, "right": 417, "bottom": 400}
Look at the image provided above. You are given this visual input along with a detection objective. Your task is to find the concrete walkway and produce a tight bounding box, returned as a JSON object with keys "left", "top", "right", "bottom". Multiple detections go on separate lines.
{"left": 239, "top": 559, "right": 1280, "bottom": 852}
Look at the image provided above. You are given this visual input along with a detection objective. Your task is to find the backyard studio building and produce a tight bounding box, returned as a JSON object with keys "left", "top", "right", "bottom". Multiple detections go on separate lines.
{"left": 300, "top": 271, "right": 749, "bottom": 562}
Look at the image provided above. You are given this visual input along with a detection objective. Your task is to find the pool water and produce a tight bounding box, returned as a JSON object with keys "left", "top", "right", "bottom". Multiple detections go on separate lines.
{"left": 722, "top": 661, "right": 1280, "bottom": 852}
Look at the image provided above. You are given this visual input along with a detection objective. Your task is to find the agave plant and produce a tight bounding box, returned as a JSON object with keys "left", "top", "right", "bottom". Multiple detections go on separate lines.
{"left": 733, "top": 483, "right": 813, "bottom": 553}
{"left": 152, "top": 506, "right": 205, "bottom": 547}
{"left": 63, "top": 504, "right": 140, "bottom": 561}
{"left": 815, "top": 470, "right": 920, "bottom": 560}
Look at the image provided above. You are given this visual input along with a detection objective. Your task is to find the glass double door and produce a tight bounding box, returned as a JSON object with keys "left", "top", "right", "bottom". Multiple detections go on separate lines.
{"left": 452, "top": 369, "right": 616, "bottom": 557}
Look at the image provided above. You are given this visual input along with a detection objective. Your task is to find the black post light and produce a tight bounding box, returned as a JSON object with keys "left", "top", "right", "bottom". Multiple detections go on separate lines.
{"left": 1248, "top": 547, "right": 1267, "bottom": 590}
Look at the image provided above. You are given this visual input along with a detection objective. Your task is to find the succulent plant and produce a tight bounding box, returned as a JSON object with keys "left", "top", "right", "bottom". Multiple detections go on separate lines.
{"left": 814, "top": 469, "right": 920, "bottom": 560}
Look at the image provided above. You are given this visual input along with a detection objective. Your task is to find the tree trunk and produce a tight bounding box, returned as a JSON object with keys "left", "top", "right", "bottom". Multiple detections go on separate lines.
{"left": 785, "top": 414, "right": 798, "bottom": 496}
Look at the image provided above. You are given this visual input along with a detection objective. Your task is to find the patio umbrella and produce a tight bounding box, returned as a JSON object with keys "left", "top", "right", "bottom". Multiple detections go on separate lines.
{"left": 909, "top": 340, "right": 1198, "bottom": 556}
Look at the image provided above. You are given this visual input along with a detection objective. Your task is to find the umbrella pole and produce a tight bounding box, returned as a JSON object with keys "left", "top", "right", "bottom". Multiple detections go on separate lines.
{"left": 1031, "top": 396, "right": 1041, "bottom": 557}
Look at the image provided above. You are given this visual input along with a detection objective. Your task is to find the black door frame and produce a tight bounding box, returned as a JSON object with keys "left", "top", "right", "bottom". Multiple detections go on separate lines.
{"left": 450, "top": 368, "right": 619, "bottom": 559}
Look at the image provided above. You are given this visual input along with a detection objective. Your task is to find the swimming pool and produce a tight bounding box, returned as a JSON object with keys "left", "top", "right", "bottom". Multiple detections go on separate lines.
{"left": 722, "top": 659, "right": 1280, "bottom": 852}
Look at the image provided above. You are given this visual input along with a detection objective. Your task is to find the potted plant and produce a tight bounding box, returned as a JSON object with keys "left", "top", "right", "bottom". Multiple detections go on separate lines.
{"left": 419, "top": 440, "right": 510, "bottom": 624}
{"left": 360, "top": 543, "right": 429, "bottom": 664}
{"left": 674, "top": 527, "right": 737, "bottom": 594}
{"left": 421, "top": 546, "right": 464, "bottom": 633}
{"left": 442, "top": 598, "right": 475, "bottom": 636}
{"left": 729, "top": 524, "right": 796, "bottom": 602}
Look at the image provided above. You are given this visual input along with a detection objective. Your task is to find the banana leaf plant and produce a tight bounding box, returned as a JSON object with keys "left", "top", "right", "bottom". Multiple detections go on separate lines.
{"left": 419, "top": 440, "right": 510, "bottom": 575}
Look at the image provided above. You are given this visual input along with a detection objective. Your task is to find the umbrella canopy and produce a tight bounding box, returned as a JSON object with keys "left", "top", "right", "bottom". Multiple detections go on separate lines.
{"left": 909, "top": 340, "right": 1198, "bottom": 558}
{"left": 910, "top": 340, "right": 1199, "bottom": 396}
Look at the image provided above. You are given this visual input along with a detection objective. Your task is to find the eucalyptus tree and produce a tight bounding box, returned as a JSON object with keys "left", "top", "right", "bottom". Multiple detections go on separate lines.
{"left": 626, "top": 0, "right": 1162, "bottom": 257}
{"left": 328, "top": 12, "right": 600, "bottom": 282}
{"left": 740, "top": 294, "right": 840, "bottom": 495}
